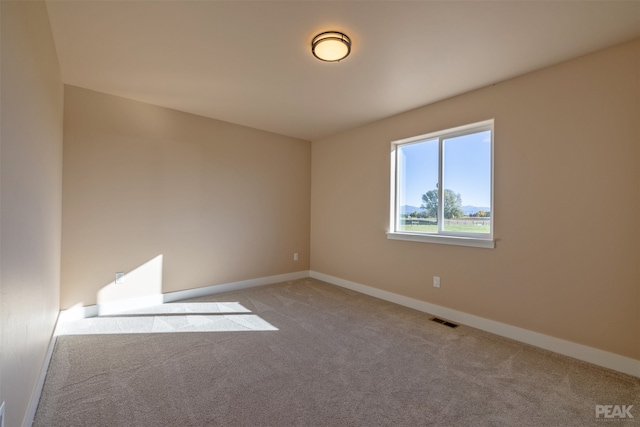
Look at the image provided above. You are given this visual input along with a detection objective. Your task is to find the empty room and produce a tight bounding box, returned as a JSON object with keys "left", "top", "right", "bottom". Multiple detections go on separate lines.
{"left": 1, "top": 1, "right": 639, "bottom": 426}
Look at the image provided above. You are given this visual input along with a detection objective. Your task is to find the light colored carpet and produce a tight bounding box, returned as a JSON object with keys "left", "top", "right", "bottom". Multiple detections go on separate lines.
{"left": 35, "top": 278, "right": 639, "bottom": 426}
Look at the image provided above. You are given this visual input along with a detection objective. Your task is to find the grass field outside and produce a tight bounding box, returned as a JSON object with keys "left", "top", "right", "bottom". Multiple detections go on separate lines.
{"left": 400, "top": 218, "right": 490, "bottom": 234}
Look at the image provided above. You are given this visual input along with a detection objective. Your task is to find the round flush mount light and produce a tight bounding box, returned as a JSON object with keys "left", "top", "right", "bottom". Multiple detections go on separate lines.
{"left": 311, "top": 31, "right": 351, "bottom": 62}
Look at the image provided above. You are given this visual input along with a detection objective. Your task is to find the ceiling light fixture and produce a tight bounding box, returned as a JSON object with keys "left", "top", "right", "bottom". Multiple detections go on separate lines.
{"left": 311, "top": 31, "right": 351, "bottom": 62}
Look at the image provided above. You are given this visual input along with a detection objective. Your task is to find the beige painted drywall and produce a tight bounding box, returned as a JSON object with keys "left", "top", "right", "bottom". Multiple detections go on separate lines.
{"left": 0, "top": 2, "right": 63, "bottom": 426}
{"left": 311, "top": 39, "right": 640, "bottom": 360}
{"left": 61, "top": 86, "right": 310, "bottom": 309}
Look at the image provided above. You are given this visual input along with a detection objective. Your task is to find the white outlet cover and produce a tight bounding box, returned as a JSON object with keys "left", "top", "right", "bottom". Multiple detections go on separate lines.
{"left": 115, "top": 272, "right": 125, "bottom": 284}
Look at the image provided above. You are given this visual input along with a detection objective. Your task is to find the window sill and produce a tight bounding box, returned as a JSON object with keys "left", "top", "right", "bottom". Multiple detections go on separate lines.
{"left": 386, "top": 232, "right": 495, "bottom": 249}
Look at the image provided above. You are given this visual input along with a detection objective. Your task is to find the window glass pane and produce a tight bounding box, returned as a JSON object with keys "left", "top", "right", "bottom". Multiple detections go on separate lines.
{"left": 397, "top": 139, "right": 438, "bottom": 233}
{"left": 442, "top": 130, "right": 491, "bottom": 234}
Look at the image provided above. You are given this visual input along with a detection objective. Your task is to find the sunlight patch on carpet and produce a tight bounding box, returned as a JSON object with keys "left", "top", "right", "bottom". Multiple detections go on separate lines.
{"left": 56, "top": 302, "right": 277, "bottom": 335}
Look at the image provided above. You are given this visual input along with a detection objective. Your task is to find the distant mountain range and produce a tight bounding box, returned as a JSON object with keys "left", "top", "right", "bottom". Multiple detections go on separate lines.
{"left": 400, "top": 205, "right": 490, "bottom": 215}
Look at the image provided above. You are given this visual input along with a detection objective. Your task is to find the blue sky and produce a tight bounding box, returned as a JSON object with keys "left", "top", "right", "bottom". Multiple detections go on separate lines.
{"left": 398, "top": 130, "right": 491, "bottom": 208}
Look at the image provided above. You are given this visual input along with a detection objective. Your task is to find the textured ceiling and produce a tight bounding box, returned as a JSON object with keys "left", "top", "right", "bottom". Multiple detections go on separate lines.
{"left": 46, "top": 1, "right": 640, "bottom": 141}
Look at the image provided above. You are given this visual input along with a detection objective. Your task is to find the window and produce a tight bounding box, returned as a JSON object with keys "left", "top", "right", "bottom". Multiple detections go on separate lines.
{"left": 388, "top": 120, "right": 494, "bottom": 248}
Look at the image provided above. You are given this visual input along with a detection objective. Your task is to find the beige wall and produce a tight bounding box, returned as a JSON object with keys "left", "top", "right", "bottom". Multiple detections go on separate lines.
{"left": 311, "top": 40, "right": 640, "bottom": 360}
{"left": 0, "top": 2, "right": 63, "bottom": 426}
{"left": 61, "top": 86, "right": 310, "bottom": 309}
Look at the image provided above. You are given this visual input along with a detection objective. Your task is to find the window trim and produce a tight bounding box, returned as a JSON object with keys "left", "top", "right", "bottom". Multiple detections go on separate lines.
{"left": 388, "top": 120, "right": 495, "bottom": 249}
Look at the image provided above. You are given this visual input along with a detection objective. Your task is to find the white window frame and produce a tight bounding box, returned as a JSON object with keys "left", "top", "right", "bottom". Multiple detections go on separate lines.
{"left": 387, "top": 120, "right": 495, "bottom": 249}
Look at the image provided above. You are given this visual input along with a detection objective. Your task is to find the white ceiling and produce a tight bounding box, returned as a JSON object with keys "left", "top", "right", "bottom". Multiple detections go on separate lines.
{"left": 46, "top": 1, "right": 640, "bottom": 141}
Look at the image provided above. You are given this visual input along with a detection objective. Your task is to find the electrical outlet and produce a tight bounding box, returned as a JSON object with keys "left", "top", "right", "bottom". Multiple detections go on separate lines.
{"left": 293, "top": 252, "right": 299, "bottom": 262}
{"left": 433, "top": 276, "right": 441, "bottom": 288}
{"left": 115, "top": 272, "right": 125, "bottom": 284}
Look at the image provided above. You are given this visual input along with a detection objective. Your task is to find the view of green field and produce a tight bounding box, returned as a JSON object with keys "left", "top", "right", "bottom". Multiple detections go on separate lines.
{"left": 400, "top": 221, "right": 490, "bottom": 234}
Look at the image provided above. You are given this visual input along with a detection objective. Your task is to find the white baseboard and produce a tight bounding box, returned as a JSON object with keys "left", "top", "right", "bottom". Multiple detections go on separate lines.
{"left": 23, "top": 314, "right": 59, "bottom": 427}
{"left": 59, "top": 270, "right": 311, "bottom": 321}
{"left": 52, "top": 268, "right": 640, "bottom": 381}
{"left": 310, "top": 271, "right": 640, "bottom": 378}
{"left": 161, "top": 270, "right": 310, "bottom": 303}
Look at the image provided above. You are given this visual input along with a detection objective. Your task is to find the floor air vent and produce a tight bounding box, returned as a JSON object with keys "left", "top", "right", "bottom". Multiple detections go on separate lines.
{"left": 430, "top": 317, "right": 459, "bottom": 328}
